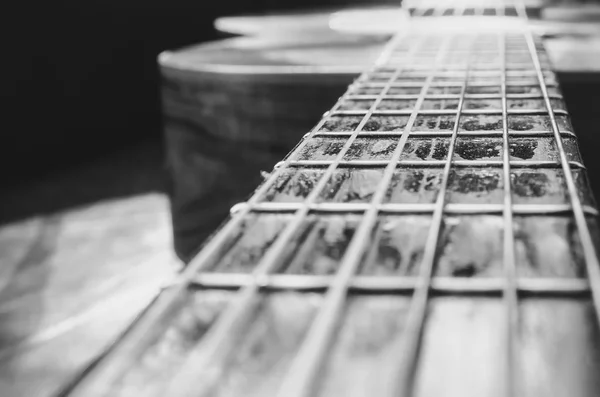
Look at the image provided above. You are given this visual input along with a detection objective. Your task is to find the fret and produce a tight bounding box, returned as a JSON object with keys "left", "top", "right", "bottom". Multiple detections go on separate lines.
{"left": 60, "top": 2, "right": 600, "bottom": 397}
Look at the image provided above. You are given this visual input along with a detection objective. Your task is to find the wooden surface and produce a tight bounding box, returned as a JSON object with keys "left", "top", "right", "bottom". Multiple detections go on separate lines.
{"left": 0, "top": 143, "right": 178, "bottom": 397}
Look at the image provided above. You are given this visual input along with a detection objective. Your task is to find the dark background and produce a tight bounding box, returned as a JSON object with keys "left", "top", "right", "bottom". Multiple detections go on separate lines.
{"left": 3, "top": 0, "right": 396, "bottom": 185}
{"left": 0, "top": 0, "right": 396, "bottom": 223}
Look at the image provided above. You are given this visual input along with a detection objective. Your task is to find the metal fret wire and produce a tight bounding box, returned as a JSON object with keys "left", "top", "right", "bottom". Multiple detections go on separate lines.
{"left": 248, "top": 202, "right": 598, "bottom": 216}
{"left": 289, "top": 160, "right": 586, "bottom": 168}
{"left": 162, "top": 35, "right": 430, "bottom": 397}
{"left": 191, "top": 273, "right": 591, "bottom": 296}
{"left": 313, "top": 131, "right": 577, "bottom": 137}
{"left": 276, "top": 35, "right": 454, "bottom": 397}
{"left": 331, "top": 109, "right": 568, "bottom": 116}
{"left": 519, "top": 6, "right": 600, "bottom": 326}
{"left": 63, "top": 4, "right": 600, "bottom": 397}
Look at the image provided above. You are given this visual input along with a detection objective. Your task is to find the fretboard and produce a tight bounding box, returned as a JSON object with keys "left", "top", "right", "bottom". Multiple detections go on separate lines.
{"left": 403, "top": 0, "right": 542, "bottom": 17}
{"left": 62, "top": 3, "right": 600, "bottom": 397}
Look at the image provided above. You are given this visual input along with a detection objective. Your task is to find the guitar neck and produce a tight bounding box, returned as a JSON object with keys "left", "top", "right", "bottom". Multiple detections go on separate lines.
{"left": 63, "top": 3, "right": 600, "bottom": 397}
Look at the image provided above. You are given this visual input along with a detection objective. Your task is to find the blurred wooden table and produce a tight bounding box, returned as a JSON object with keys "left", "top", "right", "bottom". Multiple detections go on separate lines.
{"left": 0, "top": 143, "right": 178, "bottom": 397}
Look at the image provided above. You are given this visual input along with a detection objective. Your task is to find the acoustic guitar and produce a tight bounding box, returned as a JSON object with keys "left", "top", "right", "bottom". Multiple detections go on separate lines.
{"left": 59, "top": 1, "right": 600, "bottom": 397}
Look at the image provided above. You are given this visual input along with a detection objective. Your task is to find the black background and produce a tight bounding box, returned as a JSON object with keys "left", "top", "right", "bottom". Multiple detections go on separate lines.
{"left": 2, "top": 0, "right": 396, "bottom": 185}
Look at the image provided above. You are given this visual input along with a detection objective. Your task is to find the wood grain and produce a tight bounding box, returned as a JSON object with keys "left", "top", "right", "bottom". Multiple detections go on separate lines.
{"left": 0, "top": 194, "right": 177, "bottom": 397}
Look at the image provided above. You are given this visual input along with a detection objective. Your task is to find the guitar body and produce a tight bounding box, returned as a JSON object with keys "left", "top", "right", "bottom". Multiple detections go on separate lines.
{"left": 160, "top": 30, "right": 387, "bottom": 260}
